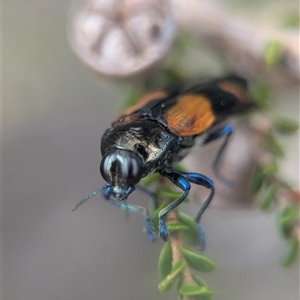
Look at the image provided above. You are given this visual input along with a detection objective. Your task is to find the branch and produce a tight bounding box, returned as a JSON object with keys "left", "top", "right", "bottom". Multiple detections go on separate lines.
{"left": 171, "top": 0, "right": 299, "bottom": 84}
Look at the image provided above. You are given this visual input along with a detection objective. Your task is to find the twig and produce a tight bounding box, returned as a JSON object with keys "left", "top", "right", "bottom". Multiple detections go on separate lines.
{"left": 171, "top": 0, "right": 299, "bottom": 84}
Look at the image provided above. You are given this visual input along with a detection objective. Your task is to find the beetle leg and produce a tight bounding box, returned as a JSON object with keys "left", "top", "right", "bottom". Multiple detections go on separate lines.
{"left": 181, "top": 172, "right": 214, "bottom": 251}
{"left": 105, "top": 194, "right": 155, "bottom": 242}
{"left": 158, "top": 170, "right": 191, "bottom": 241}
{"left": 136, "top": 184, "right": 158, "bottom": 208}
{"left": 203, "top": 124, "right": 233, "bottom": 186}
{"left": 160, "top": 170, "right": 214, "bottom": 250}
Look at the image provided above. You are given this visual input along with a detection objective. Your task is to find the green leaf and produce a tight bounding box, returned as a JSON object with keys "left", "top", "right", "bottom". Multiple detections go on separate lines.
{"left": 281, "top": 12, "right": 300, "bottom": 28}
{"left": 192, "top": 274, "right": 208, "bottom": 287}
{"left": 281, "top": 236, "right": 299, "bottom": 267}
{"left": 278, "top": 205, "right": 299, "bottom": 238}
{"left": 265, "top": 133, "right": 285, "bottom": 157}
{"left": 141, "top": 173, "right": 161, "bottom": 187}
{"left": 263, "top": 40, "right": 285, "bottom": 68}
{"left": 249, "top": 82, "right": 272, "bottom": 109}
{"left": 262, "top": 161, "right": 279, "bottom": 177}
{"left": 259, "top": 183, "right": 277, "bottom": 211}
{"left": 157, "top": 188, "right": 183, "bottom": 199}
{"left": 180, "top": 247, "right": 216, "bottom": 272}
{"left": 173, "top": 162, "right": 189, "bottom": 173}
{"left": 158, "top": 241, "right": 173, "bottom": 279}
{"left": 158, "top": 260, "right": 185, "bottom": 293}
{"left": 178, "top": 283, "right": 213, "bottom": 297}
{"left": 168, "top": 222, "right": 189, "bottom": 232}
{"left": 156, "top": 187, "right": 189, "bottom": 202}
{"left": 248, "top": 164, "right": 265, "bottom": 195}
{"left": 274, "top": 118, "right": 299, "bottom": 135}
{"left": 178, "top": 212, "right": 199, "bottom": 247}
{"left": 121, "top": 91, "right": 142, "bottom": 111}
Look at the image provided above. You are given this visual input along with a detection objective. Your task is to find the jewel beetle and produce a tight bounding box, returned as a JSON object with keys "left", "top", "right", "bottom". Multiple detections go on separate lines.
{"left": 73, "top": 74, "right": 253, "bottom": 248}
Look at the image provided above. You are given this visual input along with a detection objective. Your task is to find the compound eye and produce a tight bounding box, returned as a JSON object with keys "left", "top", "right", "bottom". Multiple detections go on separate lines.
{"left": 126, "top": 155, "right": 143, "bottom": 186}
{"left": 100, "top": 150, "right": 143, "bottom": 187}
{"left": 100, "top": 154, "right": 113, "bottom": 184}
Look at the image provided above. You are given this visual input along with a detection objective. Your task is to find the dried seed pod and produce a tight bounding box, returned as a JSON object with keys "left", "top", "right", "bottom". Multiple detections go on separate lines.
{"left": 68, "top": 0, "right": 176, "bottom": 77}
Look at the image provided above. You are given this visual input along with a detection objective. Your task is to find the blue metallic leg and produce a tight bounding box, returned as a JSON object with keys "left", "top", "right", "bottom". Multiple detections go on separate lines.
{"left": 203, "top": 124, "right": 233, "bottom": 186}
{"left": 158, "top": 169, "right": 191, "bottom": 241}
{"left": 136, "top": 184, "right": 158, "bottom": 208}
{"left": 103, "top": 188, "right": 155, "bottom": 241}
{"left": 182, "top": 172, "right": 214, "bottom": 251}
{"left": 160, "top": 170, "right": 214, "bottom": 250}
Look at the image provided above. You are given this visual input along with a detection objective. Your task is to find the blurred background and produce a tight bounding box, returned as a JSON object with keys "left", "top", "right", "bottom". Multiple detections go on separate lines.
{"left": 3, "top": 1, "right": 299, "bottom": 300}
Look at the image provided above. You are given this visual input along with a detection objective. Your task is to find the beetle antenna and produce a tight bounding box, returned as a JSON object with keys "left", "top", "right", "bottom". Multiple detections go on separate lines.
{"left": 72, "top": 186, "right": 108, "bottom": 211}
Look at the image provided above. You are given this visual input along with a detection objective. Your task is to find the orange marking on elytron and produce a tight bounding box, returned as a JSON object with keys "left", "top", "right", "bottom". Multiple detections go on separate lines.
{"left": 114, "top": 90, "right": 167, "bottom": 123}
{"left": 217, "top": 81, "right": 246, "bottom": 102}
{"left": 163, "top": 94, "right": 216, "bottom": 136}
{"left": 112, "top": 115, "right": 140, "bottom": 126}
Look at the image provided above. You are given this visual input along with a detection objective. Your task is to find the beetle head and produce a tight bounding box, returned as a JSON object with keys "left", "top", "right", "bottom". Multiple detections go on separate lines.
{"left": 100, "top": 149, "right": 144, "bottom": 200}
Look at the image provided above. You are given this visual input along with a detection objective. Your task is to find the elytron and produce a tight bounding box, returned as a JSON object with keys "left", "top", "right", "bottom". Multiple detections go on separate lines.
{"left": 73, "top": 74, "right": 251, "bottom": 248}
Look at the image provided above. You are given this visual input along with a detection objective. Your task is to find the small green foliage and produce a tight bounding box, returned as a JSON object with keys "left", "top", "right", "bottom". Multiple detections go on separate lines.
{"left": 265, "top": 133, "right": 285, "bottom": 157}
{"left": 281, "top": 237, "right": 299, "bottom": 267}
{"left": 178, "top": 212, "right": 199, "bottom": 247}
{"left": 273, "top": 118, "right": 299, "bottom": 135}
{"left": 249, "top": 82, "right": 272, "bottom": 109}
{"left": 121, "top": 91, "right": 142, "bottom": 111}
{"left": 263, "top": 40, "right": 285, "bottom": 68}
{"left": 248, "top": 113, "right": 299, "bottom": 268}
{"left": 147, "top": 67, "right": 185, "bottom": 90}
{"left": 173, "top": 162, "right": 189, "bottom": 173}
{"left": 157, "top": 187, "right": 183, "bottom": 200}
{"left": 156, "top": 187, "right": 189, "bottom": 203}
{"left": 168, "top": 222, "right": 189, "bottom": 232}
{"left": 180, "top": 247, "right": 216, "bottom": 272}
{"left": 178, "top": 283, "right": 213, "bottom": 298}
{"left": 262, "top": 161, "right": 279, "bottom": 177}
{"left": 158, "top": 241, "right": 173, "bottom": 279}
{"left": 281, "top": 12, "right": 300, "bottom": 28}
{"left": 259, "top": 183, "right": 277, "bottom": 211}
{"left": 158, "top": 260, "right": 186, "bottom": 292}
{"left": 248, "top": 164, "right": 265, "bottom": 195}
{"left": 192, "top": 274, "right": 209, "bottom": 287}
{"left": 141, "top": 173, "right": 161, "bottom": 187}
{"left": 278, "top": 204, "right": 299, "bottom": 239}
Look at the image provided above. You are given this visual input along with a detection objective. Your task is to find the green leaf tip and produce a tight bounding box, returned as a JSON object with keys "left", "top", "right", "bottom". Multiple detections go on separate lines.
{"left": 192, "top": 274, "right": 209, "bottom": 287}
{"left": 248, "top": 164, "right": 265, "bottom": 195}
{"left": 178, "top": 283, "right": 213, "bottom": 297}
{"left": 158, "top": 241, "right": 172, "bottom": 279}
{"left": 265, "top": 133, "right": 285, "bottom": 157}
{"left": 278, "top": 205, "right": 299, "bottom": 239}
{"left": 121, "top": 92, "right": 141, "bottom": 111}
{"left": 168, "top": 222, "right": 189, "bottom": 232}
{"left": 158, "top": 260, "right": 185, "bottom": 293}
{"left": 281, "top": 236, "right": 299, "bottom": 267}
{"left": 180, "top": 247, "right": 216, "bottom": 272}
{"left": 274, "top": 118, "right": 299, "bottom": 135}
{"left": 141, "top": 173, "right": 161, "bottom": 187}
{"left": 178, "top": 212, "right": 199, "bottom": 246}
{"left": 259, "top": 183, "right": 277, "bottom": 211}
{"left": 157, "top": 188, "right": 184, "bottom": 199}
{"left": 249, "top": 82, "right": 272, "bottom": 109}
{"left": 262, "top": 161, "right": 278, "bottom": 177}
{"left": 263, "top": 40, "right": 285, "bottom": 68}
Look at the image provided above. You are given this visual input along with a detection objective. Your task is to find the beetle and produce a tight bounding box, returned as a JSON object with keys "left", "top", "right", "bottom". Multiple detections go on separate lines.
{"left": 73, "top": 74, "right": 252, "bottom": 248}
